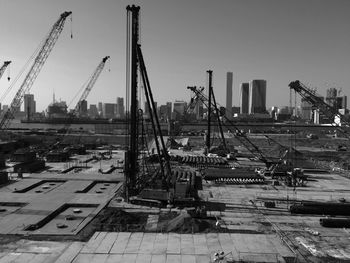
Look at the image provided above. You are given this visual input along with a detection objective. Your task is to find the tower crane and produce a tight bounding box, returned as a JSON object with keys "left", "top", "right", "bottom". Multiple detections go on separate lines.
{"left": 74, "top": 56, "right": 110, "bottom": 117}
{"left": 0, "top": 11, "right": 72, "bottom": 131}
{"left": 0, "top": 61, "right": 11, "bottom": 81}
{"left": 289, "top": 80, "right": 350, "bottom": 138}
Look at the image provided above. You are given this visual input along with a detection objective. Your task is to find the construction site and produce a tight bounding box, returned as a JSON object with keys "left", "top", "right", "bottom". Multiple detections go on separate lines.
{"left": 1, "top": 4, "right": 350, "bottom": 263}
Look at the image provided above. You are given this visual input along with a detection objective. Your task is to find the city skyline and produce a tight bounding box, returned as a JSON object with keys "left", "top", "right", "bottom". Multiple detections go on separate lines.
{"left": 1, "top": 0, "right": 350, "bottom": 112}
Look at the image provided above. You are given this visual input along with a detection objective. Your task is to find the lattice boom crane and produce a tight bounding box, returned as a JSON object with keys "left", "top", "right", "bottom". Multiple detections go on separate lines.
{"left": 187, "top": 85, "right": 270, "bottom": 165}
{"left": 289, "top": 80, "right": 350, "bottom": 136}
{"left": 0, "top": 11, "right": 72, "bottom": 130}
{"left": 74, "top": 56, "right": 110, "bottom": 116}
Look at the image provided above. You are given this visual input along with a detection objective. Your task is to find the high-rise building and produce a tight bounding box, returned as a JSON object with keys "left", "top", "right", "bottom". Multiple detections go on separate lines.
{"left": 88, "top": 104, "right": 99, "bottom": 118}
{"left": 194, "top": 100, "right": 204, "bottom": 120}
{"left": 240, "top": 83, "right": 249, "bottom": 114}
{"left": 77, "top": 99, "right": 88, "bottom": 117}
{"left": 249, "top": 80, "right": 266, "bottom": 114}
{"left": 173, "top": 100, "right": 187, "bottom": 120}
{"left": 24, "top": 94, "right": 36, "bottom": 119}
{"left": 98, "top": 102, "right": 103, "bottom": 115}
{"left": 166, "top": 102, "right": 172, "bottom": 120}
{"left": 336, "top": 96, "right": 347, "bottom": 110}
{"left": 116, "top": 97, "right": 125, "bottom": 119}
{"left": 102, "top": 103, "right": 116, "bottom": 119}
{"left": 226, "top": 72, "right": 233, "bottom": 120}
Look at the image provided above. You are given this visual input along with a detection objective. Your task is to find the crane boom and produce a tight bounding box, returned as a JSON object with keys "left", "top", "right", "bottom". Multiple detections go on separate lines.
{"left": 289, "top": 80, "right": 350, "bottom": 136}
{"left": 74, "top": 56, "right": 110, "bottom": 115}
{"left": 187, "top": 85, "right": 270, "bottom": 165}
{"left": 0, "top": 11, "right": 72, "bottom": 130}
{"left": 0, "top": 61, "right": 11, "bottom": 80}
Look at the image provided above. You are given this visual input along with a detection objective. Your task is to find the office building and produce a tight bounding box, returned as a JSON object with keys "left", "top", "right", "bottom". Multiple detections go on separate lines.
{"left": 116, "top": 97, "right": 125, "bottom": 119}
{"left": 240, "top": 83, "right": 249, "bottom": 114}
{"left": 173, "top": 100, "right": 187, "bottom": 120}
{"left": 24, "top": 94, "right": 36, "bottom": 119}
{"left": 249, "top": 80, "right": 266, "bottom": 114}
{"left": 88, "top": 104, "right": 99, "bottom": 118}
{"left": 226, "top": 72, "right": 233, "bottom": 120}
{"left": 102, "top": 103, "right": 116, "bottom": 119}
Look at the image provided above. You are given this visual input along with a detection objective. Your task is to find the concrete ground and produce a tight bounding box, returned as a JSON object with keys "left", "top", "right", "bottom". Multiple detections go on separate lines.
{"left": 1, "top": 148, "right": 350, "bottom": 262}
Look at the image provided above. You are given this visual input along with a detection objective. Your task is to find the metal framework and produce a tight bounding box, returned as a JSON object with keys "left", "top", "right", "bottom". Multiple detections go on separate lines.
{"left": 187, "top": 85, "right": 270, "bottom": 165}
{"left": 0, "top": 12, "right": 72, "bottom": 130}
{"left": 126, "top": 5, "right": 140, "bottom": 198}
{"left": 74, "top": 56, "right": 110, "bottom": 116}
{"left": 289, "top": 80, "right": 350, "bottom": 137}
{"left": 0, "top": 61, "right": 11, "bottom": 80}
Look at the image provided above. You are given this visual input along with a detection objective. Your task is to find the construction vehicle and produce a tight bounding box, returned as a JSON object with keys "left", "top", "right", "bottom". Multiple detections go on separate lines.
{"left": 124, "top": 6, "right": 202, "bottom": 207}
{"left": 187, "top": 72, "right": 230, "bottom": 158}
{"left": 0, "top": 12, "right": 72, "bottom": 131}
{"left": 0, "top": 61, "right": 11, "bottom": 81}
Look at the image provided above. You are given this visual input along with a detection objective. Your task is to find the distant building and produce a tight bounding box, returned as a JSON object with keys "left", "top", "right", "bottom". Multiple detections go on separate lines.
{"left": 326, "top": 87, "right": 347, "bottom": 111}
{"left": 98, "top": 102, "right": 103, "bottom": 115}
{"left": 300, "top": 98, "right": 313, "bottom": 121}
{"left": 240, "top": 83, "right": 249, "bottom": 114}
{"left": 173, "top": 100, "right": 187, "bottom": 120}
{"left": 102, "top": 103, "right": 116, "bottom": 119}
{"left": 116, "top": 97, "right": 125, "bottom": 119}
{"left": 144, "top": 101, "right": 157, "bottom": 119}
{"left": 77, "top": 99, "right": 88, "bottom": 117}
{"left": 226, "top": 72, "right": 233, "bottom": 120}
{"left": 166, "top": 102, "right": 172, "bottom": 120}
{"left": 249, "top": 80, "right": 266, "bottom": 114}
{"left": 88, "top": 104, "right": 99, "bottom": 118}
{"left": 158, "top": 105, "right": 168, "bottom": 122}
{"left": 24, "top": 94, "right": 36, "bottom": 120}
{"left": 47, "top": 101, "right": 68, "bottom": 118}
{"left": 194, "top": 100, "right": 203, "bottom": 120}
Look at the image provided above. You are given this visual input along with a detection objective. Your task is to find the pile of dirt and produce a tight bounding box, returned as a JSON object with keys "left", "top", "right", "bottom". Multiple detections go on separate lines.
{"left": 93, "top": 208, "right": 148, "bottom": 232}
{"left": 158, "top": 212, "right": 225, "bottom": 233}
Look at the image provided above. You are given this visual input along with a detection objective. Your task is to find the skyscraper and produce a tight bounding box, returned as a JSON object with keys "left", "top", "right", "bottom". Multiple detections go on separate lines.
{"left": 249, "top": 80, "right": 266, "bottom": 114}
{"left": 116, "top": 97, "right": 125, "bottom": 119}
{"left": 240, "top": 83, "right": 249, "bottom": 114}
{"left": 166, "top": 102, "right": 172, "bottom": 120}
{"left": 226, "top": 72, "right": 233, "bottom": 120}
{"left": 24, "top": 94, "right": 36, "bottom": 119}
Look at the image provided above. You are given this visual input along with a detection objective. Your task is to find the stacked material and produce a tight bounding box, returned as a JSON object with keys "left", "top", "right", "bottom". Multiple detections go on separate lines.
{"left": 181, "top": 156, "right": 228, "bottom": 167}
{"left": 290, "top": 201, "right": 350, "bottom": 216}
{"left": 203, "top": 168, "right": 264, "bottom": 184}
{"left": 320, "top": 217, "right": 350, "bottom": 228}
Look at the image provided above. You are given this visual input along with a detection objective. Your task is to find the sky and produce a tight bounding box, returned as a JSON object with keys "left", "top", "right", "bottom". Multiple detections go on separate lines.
{"left": 0, "top": 0, "right": 350, "bottom": 112}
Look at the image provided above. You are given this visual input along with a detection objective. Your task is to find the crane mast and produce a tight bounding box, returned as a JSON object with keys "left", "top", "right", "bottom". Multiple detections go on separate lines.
{"left": 0, "top": 11, "right": 72, "bottom": 130}
{"left": 74, "top": 56, "right": 110, "bottom": 116}
{"left": 0, "top": 61, "right": 11, "bottom": 81}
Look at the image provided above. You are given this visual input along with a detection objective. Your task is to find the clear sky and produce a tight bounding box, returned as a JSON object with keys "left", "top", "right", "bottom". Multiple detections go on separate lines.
{"left": 1, "top": 0, "right": 349, "bottom": 112}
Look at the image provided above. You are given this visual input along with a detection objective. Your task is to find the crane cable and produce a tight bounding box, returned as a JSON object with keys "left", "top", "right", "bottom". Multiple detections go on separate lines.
{"left": 0, "top": 38, "right": 44, "bottom": 103}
